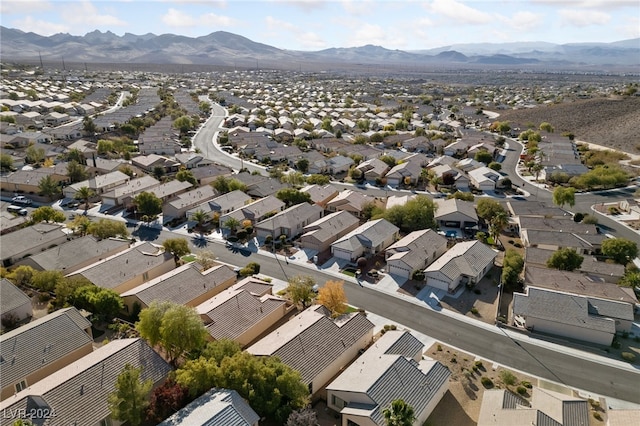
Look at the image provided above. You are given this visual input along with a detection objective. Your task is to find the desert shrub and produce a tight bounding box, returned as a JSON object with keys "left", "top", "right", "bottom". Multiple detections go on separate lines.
{"left": 450, "top": 357, "right": 457, "bottom": 363}
{"left": 500, "top": 370, "right": 518, "bottom": 386}
{"left": 517, "top": 386, "right": 527, "bottom": 395}
{"left": 513, "top": 242, "right": 523, "bottom": 248}
{"left": 481, "top": 377, "right": 494, "bottom": 388}
{"left": 593, "top": 412, "right": 603, "bottom": 421}
{"left": 474, "top": 361, "right": 484, "bottom": 369}
{"left": 436, "top": 344, "right": 442, "bottom": 351}
{"left": 621, "top": 352, "right": 636, "bottom": 362}
{"left": 521, "top": 381, "right": 532, "bottom": 389}
{"left": 470, "top": 307, "right": 479, "bottom": 315}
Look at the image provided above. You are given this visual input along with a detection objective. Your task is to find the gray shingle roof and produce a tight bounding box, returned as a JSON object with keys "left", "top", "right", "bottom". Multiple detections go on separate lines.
{"left": 425, "top": 240, "right": 497, "bottom": 280}
{"left": 301, "top": 211, "right": 360, "bottom": 245}
{"left": 1, "top": 224, "right": 66, "bottom": 261}
{"left": 247, "top": 305, "right": 374, "bottom": 386}
{"left": 20, "top": 236, "right": 130, "bottom": 272}
{"left": 0, "top": 338, "right": 171, "bottom": 426}
{"left": 0, "top": 308, "right": 92, "bottom": 390}
{"left": 121, "top": 263, "right": 237, "bottom": 307}
{"left": 386, "top": 230, "right": 447, "bottom": 271}
{"left": 159, "top": 388, "right": 260, "bottom": 426}
{"left": 434, "top": 198, "right": 478, "bottom": 221}
{"left": 71, "top": 242, "right": 172, "bottom": 290}
{"left": 332, "top": 219, "right": 399, "bottom": 251}
{"left": 524, "top": 247, "right": 625, "bottom": 280}
{"left": 255, "top": 202, "right": 323, "bottom": 233}
{"left": 0, "top": 278, "right": 31, "bottom": 316}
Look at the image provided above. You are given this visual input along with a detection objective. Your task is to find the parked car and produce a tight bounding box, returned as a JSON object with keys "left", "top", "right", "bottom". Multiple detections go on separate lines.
{"left": 11, "top": 195, "right": 32, "bottom": 206}
{"left": 7, "top": 205, "right": 28, "bottom": 216}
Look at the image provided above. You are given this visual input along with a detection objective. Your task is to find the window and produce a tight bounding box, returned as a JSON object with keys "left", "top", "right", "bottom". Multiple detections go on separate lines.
{"left": 142, "top": 272, "right": 149, "bottom": 281}
{"left": 331, "top": 394, "right": 347, "bottom": 409}
{"left": 15, "top": 380, "right": 27, "bottom": 393}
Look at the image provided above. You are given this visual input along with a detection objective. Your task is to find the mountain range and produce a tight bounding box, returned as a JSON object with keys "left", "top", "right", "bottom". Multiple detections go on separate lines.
{"left": 1, "top": 26, "right": 638, "bottom": 71}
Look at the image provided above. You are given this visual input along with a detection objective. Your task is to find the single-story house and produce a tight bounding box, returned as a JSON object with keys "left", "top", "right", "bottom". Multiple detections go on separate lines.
{"left": 468, "top": 166, "right": 502, "bottom": 191}
{"left": 513, "top": 286, "right": 633, "bottom": 346}
{"left": 300, "top": 211, "right": 361, "bottom": 253}
{"left": 0, "top": 338, "right": 171, "bottom": 426}
{"left": 162, "top": 185, "right": 218, "bottom": 220}
{"left": 159, "top": 388, "right": 260, "bottom": 426}
{"left": 0, "top": 307, "right": 93, "bottom": 401}
{"left": 100, "top": 175, "right": 161, "bottom": 207}
{"left": 255, "top": 202, "right": 323, "bottom": 240}
{"left": 63, "top": 170, "right": 131, "bottom": 199}
{"left": 196, "top": 277, "right": 291, "bottom": 347}
{"left": 520, "top": 229, "right": 605, "bottom": 255}
{"left": 247, "top": 305, "right": 374, "bottom": 396}
{"left": 0, "top": 279, "right": 32, "bottom": 332}
{"left": 385, "top": 229, "right": 448, "bottom": 279}
{"left": 301, "top": 184, "right": 339, "bottom": 208}
{"left": 326, "top": 330, "right": 450, "bottom": 426}
{"left": 326, "top": 189, "right": 379, "bottom": 219}
{"left": 331, "top": 218, "right": 400, "bottom": 262}
{"left": 524, "top": 247, "right": 624, "bottom": 284}
{"left": 355, "top": 158, "right": 390, "bottom": 182}
{"left": 219, "top": 195, "right": 285, "bottom": 229}
{"left": 434, "top": 198, "right": 478, "bottom": 230}
{"left": 1, "top": 223, "right": 68, "bottom": 267}
{"left": 424, "top": 240, "right": 497, "bottom": 293}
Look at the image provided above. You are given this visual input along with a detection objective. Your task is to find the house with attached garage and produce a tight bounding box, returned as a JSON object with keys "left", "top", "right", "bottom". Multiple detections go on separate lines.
{"left": 219, "top": 195, "right": 285, "bottom": 229}
{"left": 63, "top": 170, "right": 130, "bottom": 199}
{"left": 196, "top": 277, "right": 292, "bottom": 347}
{"left": 159, "top": 388, "right": 260, "bottom": 426}
{"left": 1, "top": 223, "right": 68, "bottom": 267}
{"left": 326, "top": 330, "right": 450, "bottom": 426}
{"left": 355, "top": 158, "right": 390, "bottom": 183}
{"left": 424, "top": 240, "right": 497, "bottom": 293}
{"left": 100, "top": 175, "right": 161, "bottom": 208}
{"left": 0, "top": 279, "right": 32, "bottom": 332}
{"left": 162, "top": 185, "right": 218, "bottom": 221}
{"left": 247, "top": 305, "right": 374, "bottom": 397}
{"left": 434, "top": 198, "right": 478, "bottom": 231}
{"left": 512, "top": 286, "right": 633, "bottom": 346}
{"left": 255, "top": 202, "right": 324, "bottom": 241}
{"left": 301, "top": 184, "right": 339, "bottom": 209}
{"left": 0, "top": 338, "right": 171, "bottom": 426}
{"left": 326, "top": 189, "right": 380, "bottom": 219}
{"left": 468, "top": 166, "right": 502, "bottom": 191}
{"left": 120, "top": 263, "right": 237, "bottom": 313}
{"left": 186, "top": 189, "right": 252, "bottom": 220}
{"left": 385, "top": 229, "right": 448, "bottom": 279}
{"left": 331, "top": 218, "right": 399, "bottom": 262}
{"left": 0, "top": 307, "right": 93, "bottom": 401}
{"left": 300, "top": 210, "right": 361, "bottom": 253}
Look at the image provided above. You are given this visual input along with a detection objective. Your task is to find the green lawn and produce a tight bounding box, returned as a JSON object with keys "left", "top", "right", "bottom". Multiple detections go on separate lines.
{"left": 182, "top": 254, "right": 197, "bottom": 262}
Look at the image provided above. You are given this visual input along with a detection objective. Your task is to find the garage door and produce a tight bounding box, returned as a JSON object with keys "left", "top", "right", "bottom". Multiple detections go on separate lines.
{"left": 426, "top": 277, "right": 450, "bottom": 292}
{"left": 388, "top": 264, "right": 411, "bottom": 279}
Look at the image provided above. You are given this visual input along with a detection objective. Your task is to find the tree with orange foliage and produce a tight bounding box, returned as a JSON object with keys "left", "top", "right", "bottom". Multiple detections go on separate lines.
{"left": 317, "top": 280, "right": 348, "bottom": 317}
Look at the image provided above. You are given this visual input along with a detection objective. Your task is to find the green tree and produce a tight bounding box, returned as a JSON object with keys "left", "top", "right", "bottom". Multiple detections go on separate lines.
{"left": 70, "top": 286, "right": 124, "bottom": 321}
{"left": 1, "top": 154, "right": 13, "bottom": 172}
{"left": 546, "top": 248, "right": 584, "bottom": 271}
{"left": 199, "top": 101, "right": 211, "bottom": 114}
{"left": 38, "top": 175, "right": 61, "bottom": 200}
{"left": 136, "top": 301, "right": 207, "bottom": 366}
{"left": 152, "top": 166, "right": 165, "bottom": 180}
{"left": 381, "top": 195, "right": 437, "bottom": 233}
{"left": 489, "top": 211, "right": 509, "bottom": 244}
{"left": 382, "top": 399, "right": 416, "bottom": 426}
{"left": 281, "top": 171, "right": 306, "bottom": 187}
{"left": 74, "top": 186, "right": 96, "bottom": 211}
{"left": 32, "top": 270, "right": 65, "bottom": 292}
{"left": 276, "top": 188, "right": 312, "bottom": 207}
{"left": 448, "top": 191, "right": 474, "bottom": 202}
{"left": 474, "top": 150, "right": 493, "bottom": 165}
{"left": 175, "top": 169, "right": 197, "bottom": 186}
{"left": 552, "top": 186, "right": 575, "bottom": 208}
{"left": 379, "top": 155, "right": 397, "bottom": 168}
{"left": 133, "top": 191, "right": 162, "bottom": 218}
{"left": 108, "top": 363, "right": 153, "bottom": 426}
{"left": 173, "top": 115, "right": 194, "bottom": 133}
{"left": 191, "top": 209, "right": 210, "bottom": 239}
{"left": 223, "top": 216, "right": 241, "bottom": 234}
{"left": 162, "top": 238, "right": 191, "bottom": 266}
{"left": 488, "top": 161, "right": 502, "bottom": 171}
{"left": 476, "top": 199, "right": 506, "bottom": 222}
{"left": 305, "top": 174, "right": 330, "bottom": 185}
{"left": 67, "top": 160, "right": 88, "bottom": 183}
{"left": 82, "top": 116, "right": 97, "bottom": 134}
{"left": 601, "top": 238, "right": 638, "bottom": 264}
{"left": 295, "top": 158, "right": 309, "bottom": 173}
{"left": 25, "top": 145, "right": 45, "bottom": 164}
{"left": 211, "top": 176, "right": 247, "bottom": 194}
{"left": 31, "top": 206, "right": 65, "bottom": 223}
{"left": 501, "top": 249, "right": 524, "bottom": 291}
{"left": 70, "top": 215, "right": 92, "bottom": 236}
{"left": 287, "top": 275, "right": 317, "bottom": 309}
{"left": 87, "top": 218, "right": 128, "bottom": 239}
{"left": 539, "top": 122, "right": 554, "bottom": 133}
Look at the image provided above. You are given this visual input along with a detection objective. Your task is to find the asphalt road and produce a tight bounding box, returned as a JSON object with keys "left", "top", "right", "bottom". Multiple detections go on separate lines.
{"left": 129, "top": 225, "right": 640, "bottom": 404}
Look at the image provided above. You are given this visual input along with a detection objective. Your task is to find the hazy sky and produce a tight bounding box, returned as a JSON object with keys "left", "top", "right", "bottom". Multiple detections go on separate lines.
{"left": 1, "top": 0, "right": 638, "bottom": 50}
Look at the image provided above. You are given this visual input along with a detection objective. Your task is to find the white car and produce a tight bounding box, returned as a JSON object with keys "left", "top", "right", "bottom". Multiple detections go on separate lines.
{"left": 11, "top": 196, "right": 32, "bottom": 206}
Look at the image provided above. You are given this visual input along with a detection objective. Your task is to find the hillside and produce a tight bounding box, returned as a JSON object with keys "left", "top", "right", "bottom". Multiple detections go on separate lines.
{"left": 497, "top": 96, "right": 640, "bottom": 154}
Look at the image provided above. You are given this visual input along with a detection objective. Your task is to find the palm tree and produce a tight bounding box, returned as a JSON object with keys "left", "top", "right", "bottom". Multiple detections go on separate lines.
{"left": 74, "top": 186, "right": 95, "bottom": 212}
{"left": 489, "top": 210, "right": 509, "bottom": 246}
{"left": 223, "top": 217, "right": 241, "bottom": 236}
{"left": 191, "top": 209, "right": 210, "bottom": 239}
{"left": 382, "top": 399, "right": 415, "bottom": 426}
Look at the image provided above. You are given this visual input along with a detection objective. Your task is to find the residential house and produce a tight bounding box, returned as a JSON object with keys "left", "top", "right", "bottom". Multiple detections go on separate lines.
{"left": 520, "top": 229, "right": 605, "bottom": 255}
{"left": 300, "top": 211, "right": 361, "bottom": 253}
{"left": 478, "top": 387, "right": 589, "bottom": 426}
{"left": 434, "top": 198, "right": 478, "bottom": 231}
{"left": 100, "top": 175, "right": 161, "bottom": 207}
{"left": 327, "top": 156, "right": 355, "bottom": 175}
{"left": 524, "top": 247, "right": 624, "bottom": 284}
{"left": 159, "top": 388, "right": 260, "bottom": 426}
{"left": 247, "top": 305, "right": 374, "bottom": 396}
{"left": 385, "top": 230, "right": 448, "bottom": 279}
{"left": 1, "top": 223, "right": 68, "bottom": 267}
{"left": 63, "top": 170, "right": 130, "bottom": 199}
{"left": 331, "top": 219, "right": 400, "bottom": 262}
{"left": 0, "top": 308, "right": 92, "bottom": 401}
{"left": 191, "top": 163, "right": 234, "bottom": 185}
{"left": 144, "top": 179, "right": 193, "bottom": 204}
{"left": 16, "top": 236, "right": 130, "bottom": 275}
{"left": 131, "top": 154, "right": 180, "bottom": 175}
{"left": 68, "top": 242, "right": 175, "bottom": 294}
{"left": 0, "top": 279, "right": 32, "bottom": 331}
{"left": 513, "top": 286, "right": 632, "bottom": 346}
{"left": 301, "top": 184, "right": 339, "bottom": 209}
{"left": 506, "top": 200, "right": 567, "bottom": 218}
{"left": 8, "top": 131, "right": 51, "bottom": 147}
{"left": 515, "top": 216, "right": 598, "bottom": 236}
{"left": 430, "top": 163, "right": 469, "bottom": 191}
{"left": 424, "top": 240, "right": 497, "bottom": 293}
{"left": 0, "top": 338, "right": 171, "bottom": 426}
{"left": 326, "top": 330, "right": 450, "bottom": 426}
{"left": 0, "top": 211, "right": 28, "bottom": 235}
{"left": 162, "top": 185, "right": 218, "bottom": 220}
{"left": 255, "top": 202, "right": 323, "bottom": 240}
{"left": 385, "top": 160, "right": 424, "bottom": 187}
{"left": 120, "top": 263, "right": 236, "bottom": 313}
{"left": 186, "top": 189, "right": 251, "bottom": 220}
{"left": 326, "top": 189, "right": 379, "bottom": 219}
{"left": 468, "top": 166, "right": 502, "bottom": 191}
{"left": 355, "top": 158, "right": 390, "bottom": 183}
{"left": 220, "top": 196, "right": 285, "bottom": 229}
{"left": 1, "top": 168, "right": 69, "bottom": 195}
{"left": 43, "top": 111, "right": 69, "bottom": 126}
{"left": 174, "top": 152, "right": 215, "bottom": 170}
{"left": 196, "top": 277, "right": 291, "bottom": 347}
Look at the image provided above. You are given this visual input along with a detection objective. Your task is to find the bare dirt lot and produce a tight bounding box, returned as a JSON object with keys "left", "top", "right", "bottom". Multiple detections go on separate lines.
{"left": 498, "top": 95, "right": 640, "bottom": 154}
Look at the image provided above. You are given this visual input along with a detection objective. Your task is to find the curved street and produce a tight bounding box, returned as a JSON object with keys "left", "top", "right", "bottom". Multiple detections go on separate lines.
{"left": 181, "top": 104, "right": 640, "bottom": 405}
